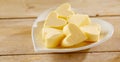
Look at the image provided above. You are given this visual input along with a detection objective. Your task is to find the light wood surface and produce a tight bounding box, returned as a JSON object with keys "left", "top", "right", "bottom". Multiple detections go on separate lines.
{"left": 0, "top": 0, "right": 120, "bottom": 18}
{"left": 0, "top": 0, "right": 120, "bottom": 62}
{"left": 0, "top": 52, "right": 120, "bottom": 62}
{"left": 0, "top": 17, "right": 120, "bottom": 55}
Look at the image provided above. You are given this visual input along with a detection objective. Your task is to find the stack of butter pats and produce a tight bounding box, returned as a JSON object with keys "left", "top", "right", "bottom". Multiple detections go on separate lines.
{"left": 42, "top": 3, "right": 101, "bottom": 48}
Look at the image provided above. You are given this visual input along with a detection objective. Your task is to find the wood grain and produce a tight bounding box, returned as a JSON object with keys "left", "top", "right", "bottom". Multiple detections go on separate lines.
{"left": 0, "top": 17, "right": 119, "bottom": 55}
{"left": 0, "top": 0, "right": 120, "bottom": 18}
{"left": 0, "top": 52, "right": 120, "bottom": 62}
{"left": 0, "top": 19, "right": 34, "bottom": 54}
{"left": 0, "top": 0, "right": 120, "bottom": 61}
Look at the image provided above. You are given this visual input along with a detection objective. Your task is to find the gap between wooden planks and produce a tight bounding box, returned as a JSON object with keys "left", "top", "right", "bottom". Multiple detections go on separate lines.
{"left": 0, "top": 15, "right": 120, "bottom": 19}
{"left": 0, "top": 52, "right": 120, "bottom": 62}
{"left": 0, "top": 0, "right": 120, "bottom": 18}
{"left": 0, "top": 16, "right": 120, "bottom": 55}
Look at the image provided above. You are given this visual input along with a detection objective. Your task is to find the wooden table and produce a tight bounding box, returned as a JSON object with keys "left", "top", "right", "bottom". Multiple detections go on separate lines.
{"left": 0, "top": 0, "right": 120, "bottom": 62}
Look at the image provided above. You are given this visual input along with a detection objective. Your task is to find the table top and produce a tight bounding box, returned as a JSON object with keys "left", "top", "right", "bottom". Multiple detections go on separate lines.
{"left": 0, "top": 0, "right": 120, "bottom": 62}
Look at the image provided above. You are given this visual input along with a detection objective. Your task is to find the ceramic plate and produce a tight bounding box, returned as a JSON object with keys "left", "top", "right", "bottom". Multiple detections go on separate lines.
{"left": 31, "top": 8, "right": 114, "bottom": 53}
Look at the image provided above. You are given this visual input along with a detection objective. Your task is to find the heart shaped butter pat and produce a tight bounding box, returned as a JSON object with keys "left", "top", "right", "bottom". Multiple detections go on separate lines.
{"left": 44, "top": 11, "right": 67, "bottom": 29}
{"left": 62, "top": 23, "right": 87, "bottom": 47}
{"left": 56, "top": 3, "right": 74, "bottom": 17}
{"left": 80, "top": 23, "right": 101, "bottom": 42}
{"left": 44, "top": 28, "right": 65, "bottom": 48}
{"left": 68, "top": 14, "right": 91, "bottom": 26}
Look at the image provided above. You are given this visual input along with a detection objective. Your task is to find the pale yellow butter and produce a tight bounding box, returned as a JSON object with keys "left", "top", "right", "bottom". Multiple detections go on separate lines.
{"left": 41, "top": 3, "right": 101, "bottom": 48}
{"left": 44, "top": 11, "right": 67, "bottom": 29}
{"left": 68, "top": 14, "right": 91, "bottom": 26}
{"left": 62, "top": 23, "right": 87, "bottom": 47}
{"left": 43, "top": 28, "right": 65, "bottom": 48}
{"left": 80, "top": 23, "right": 101, "bottom": 42}
{"left": 56, "top": 3, "right": 74, "bottom": 17}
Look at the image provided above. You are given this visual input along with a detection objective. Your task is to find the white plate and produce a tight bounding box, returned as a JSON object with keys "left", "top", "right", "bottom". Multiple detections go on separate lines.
{"left": 31, "top": 8, "right": 114, "bottom": 53}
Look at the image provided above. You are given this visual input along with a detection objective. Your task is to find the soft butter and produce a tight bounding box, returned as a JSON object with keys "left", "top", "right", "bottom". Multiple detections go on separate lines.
{"left": 44, "top": 28, "right": 65, "bottom": 48}
{"left": 44, "top": 11, "right": 67, "bottom": 29}
{"left": 62, "top": 23, "right": 87, "bottom": 47}
{"left": 68, "top": 14, "right": 91, "bottom": 26}
{"left": 80, "top": 23, "right": 101, "bottom": 42}
{"left": 56, "top": 3, "right": 74, "bottom": 17}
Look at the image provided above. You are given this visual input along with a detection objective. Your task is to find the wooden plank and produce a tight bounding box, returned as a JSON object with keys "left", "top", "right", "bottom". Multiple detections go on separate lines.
{"left": 0, "top": 17, "right": 119, "bottom": 55}
{"left": 0, "top": 52, "right": 120, "bottom": 62}
{"left": 0, "top": 0, "right": 120, "bottom": 18}
{"left": 0, "top": 19, "right": 34, "bottom": 54}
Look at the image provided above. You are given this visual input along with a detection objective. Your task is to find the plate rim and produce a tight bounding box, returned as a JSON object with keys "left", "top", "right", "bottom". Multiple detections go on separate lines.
{"left": 31, "top": 8, "right": 114, "bottom": 53}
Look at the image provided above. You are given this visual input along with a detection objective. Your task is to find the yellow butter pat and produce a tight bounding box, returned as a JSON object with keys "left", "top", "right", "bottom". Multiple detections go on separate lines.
{"left": 62, "top": 23, "right": 87, "bottom": 47}
{"left": 80, "top": 23, "right": 101, "bottom": 42}
{"left": 44, "top": 11, "right": 67, "bottom": 29}
{"left": 56, "top": 3, "right": 74, "bottom": 17}
{"left": 68, "top": 14, "right": 91, "bottom": 26}
{"left": 44, "top": 28, "right": 65, "bottom": 48}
